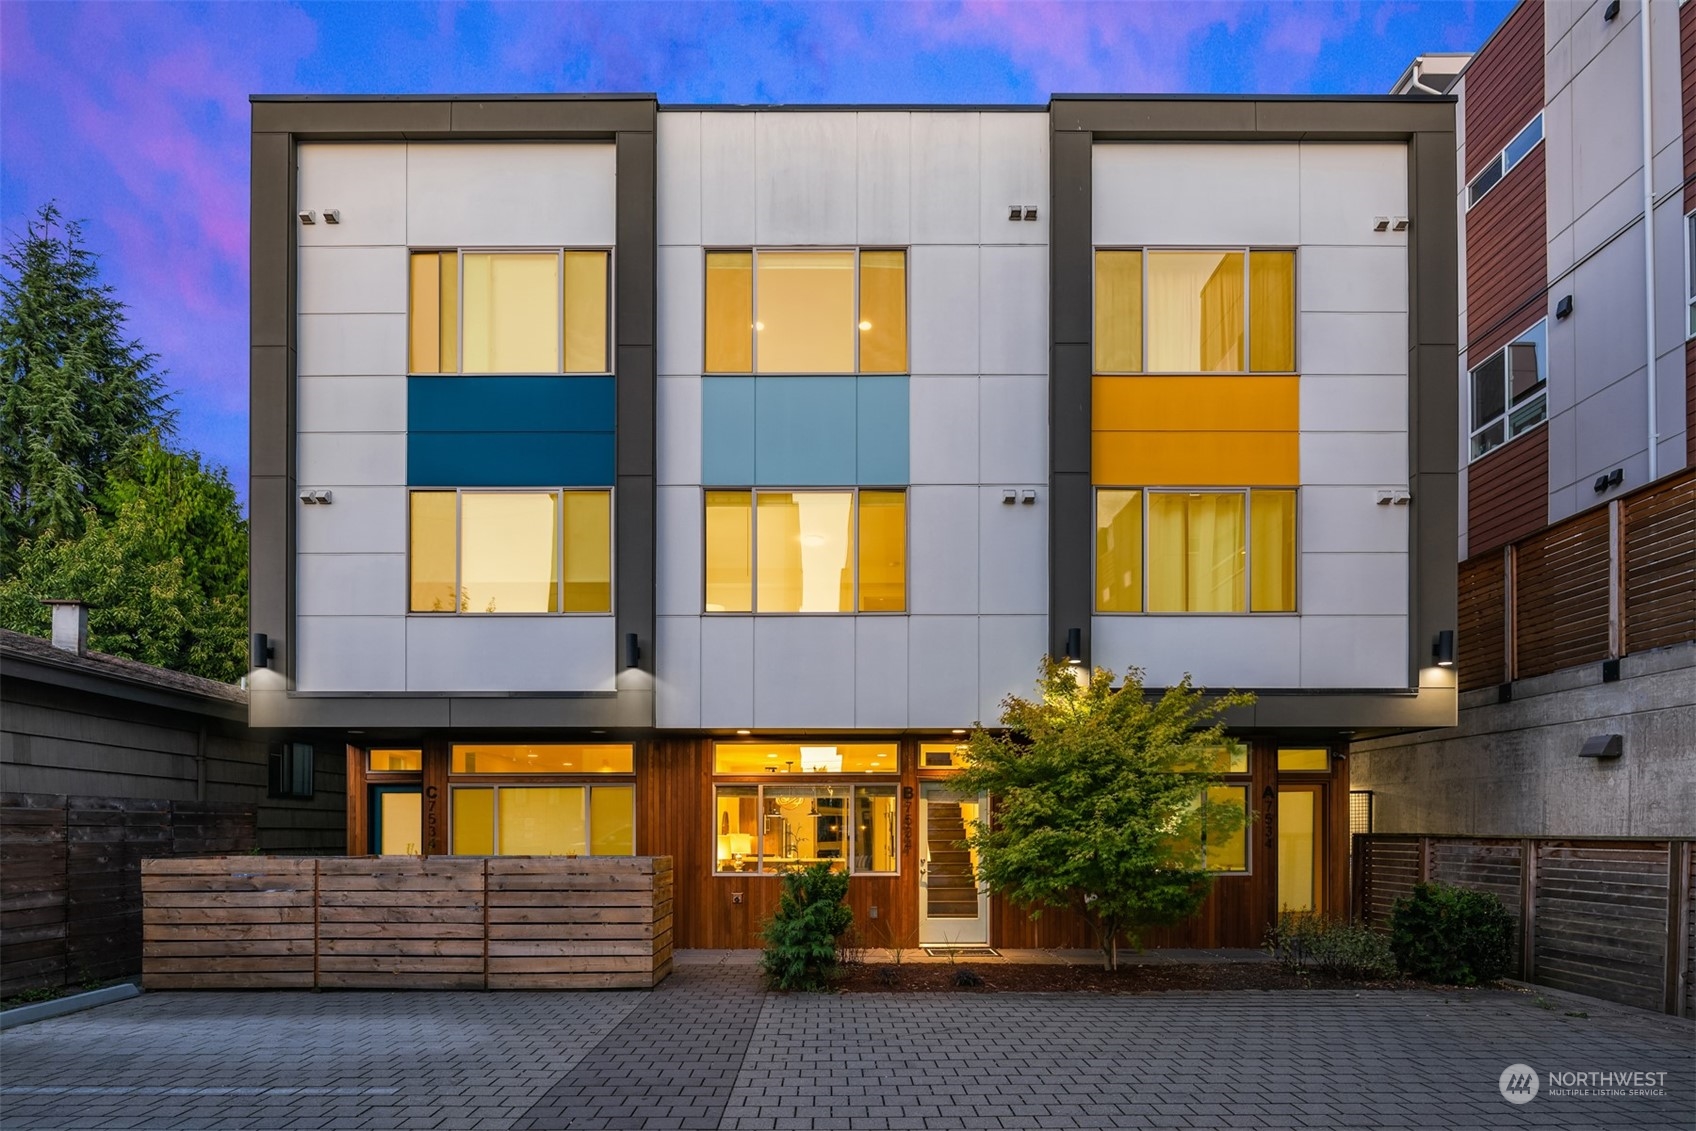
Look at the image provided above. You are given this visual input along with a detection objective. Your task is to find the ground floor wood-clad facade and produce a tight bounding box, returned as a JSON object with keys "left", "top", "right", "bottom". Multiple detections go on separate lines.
{"left": 341, "top": 734, "right": 1352, "bottom": 952}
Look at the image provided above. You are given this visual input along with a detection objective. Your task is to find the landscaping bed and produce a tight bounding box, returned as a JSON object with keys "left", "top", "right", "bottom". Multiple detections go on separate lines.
{"left": 835, "top": 961, "right": 1416, "bottom": 994}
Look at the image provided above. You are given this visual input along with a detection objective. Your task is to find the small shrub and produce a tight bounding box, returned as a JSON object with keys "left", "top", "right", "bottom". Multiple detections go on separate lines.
{"left": 1389, "top": 882, "right": 1515, "bottom": 985}
{"left": 759, "top": 862, "right": 854, "bottom": 991}
{"left": 1265, "top": 912, "right": 1396, "bottom": 978}
{"left": 952, "top": 967, "right": 984, "bottom": 988}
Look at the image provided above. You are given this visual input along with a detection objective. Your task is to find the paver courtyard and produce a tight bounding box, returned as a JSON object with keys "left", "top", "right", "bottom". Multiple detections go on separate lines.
{"left": 2, "top": 960, "right": 1690, "bottom": 1131}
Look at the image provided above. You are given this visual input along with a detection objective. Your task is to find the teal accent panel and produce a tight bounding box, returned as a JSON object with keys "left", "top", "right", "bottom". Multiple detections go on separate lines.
{"left": 856, "top": 376, "right": 909, "bottom": 485}
{"left": 755, "top": 377, "right": 857, "bottom": 486}
{"left": 702, "top": 377, "right": 756, "bottom": 485}
{"left": 408, "top": 376, "right": 615, "bottom": 432}
{"left": 407, "top": 376, "right": 614, "bottom": 486}
{"left": 409, "top": 433, "right": 615, "bottom": 487}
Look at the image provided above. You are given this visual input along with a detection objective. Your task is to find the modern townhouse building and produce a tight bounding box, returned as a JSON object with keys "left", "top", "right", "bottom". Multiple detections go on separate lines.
{"left": 249, "top": 91, "right": 1458, "bottom": 950}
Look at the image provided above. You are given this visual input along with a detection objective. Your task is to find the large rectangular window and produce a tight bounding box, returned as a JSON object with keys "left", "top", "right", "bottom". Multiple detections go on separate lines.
{"left": 1468, "top": 319, "right": 1547, "bottom": 460}
{"left": 448, "top": 784, "right": 634, "bottom": 856}
{"left": 409, "top": 249, "right": 610, "bottom": 374}
{"left": 1094, "top": 488, "right": 1296, "bottom": 614}
{"left": 408, "top": 489, "right": 612, "bottom": 614}
{"left": 1095, "top": 248, "right": 1295, "bottom": 375}
{"left": 705, "top": 249, "right": 907, "bottom": 374}
{"left": 703, "top": 489, "right": 905, "bottom": 613}
{"left": 713, "top": 781, "right": 899, "bottom": 875}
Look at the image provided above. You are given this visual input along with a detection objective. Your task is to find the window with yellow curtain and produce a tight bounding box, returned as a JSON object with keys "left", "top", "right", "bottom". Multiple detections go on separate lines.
{"left": 704, "top": 490, "right": 753, "bottom": 612}
{"left": 1094, "top": 250, "right": 1143, "bottom": 373}
{"left": 1147, "top": 251, "right": 1244, "bottom": 372}
{"left": 857, "top": 490, "right": 906, "bottom": 612}
{"left": 1249, "top": 489, "right": 1296, "bottom": 612}
{"left": 462, "top": 253, "right": 561, "bottom": 374}
{"left": 560, "top": 491, "right": 612, "bottom": 612}
{"left": 704, "top": 251, "right": 753, "bottom": 372}
{"left": 409, "top": 491, "right": 458, "bottom": 612}
{"left": 1095, "top": 489, "right": 1143, "bottom": 612}
{"left": 756, "top": 491, "right": 854, "bottom": 612}
{"left": 1146, "top": 492, "right": 1245, "bottom": 612}
{"left": 459, "top": 492, "right": 560, "bottom": 614}
{"left": 562, "top": 250, "right": 609, "bottom": 373}
{"left": 858, "top": 251, "right": 907, "bottom": 373}
{"left": 408, "top": 251, "right": 459, "bottom": 373}
{"left": 1249, "top": 251, "right": 1295, "bottom": 372}
{"left": 756, "top": 251, "right": 856, "bottom": 373}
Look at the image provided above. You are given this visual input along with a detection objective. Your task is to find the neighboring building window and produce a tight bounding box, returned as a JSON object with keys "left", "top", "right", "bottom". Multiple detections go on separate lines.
{"left": 449, "top": 744, "right": 635, "bottom": 856}
{"left": 408, "top": 489, "right": 612, "bottom": 614}
{"left": 1094, "top": 248, "right": 1295, "bottom": 374}
{"left": 1466, "top": 112, "right": 1543, "bottom": 208}
{"left": 712, "top": 743, "right": 898, "bottom": 875}
{"left": 1686, "top": 212, "right": 1696, "bottom": 339}
{"left": 1468, "top": 319, "right": 1547, "bottom": 459}
{"left": 409, "top": 249, "right": 610, "bottom": 374}
{"left": 704, "top": 488, "right": 906, "bottom": 613}
{"left": 269, "top": 742, "right": 315, "bottom": 800}
{"left": 704, "top": 249, "right": 907, "bottom": 374}
{"left": 1094, "top": 488, "right": 1296, "bottom": 613}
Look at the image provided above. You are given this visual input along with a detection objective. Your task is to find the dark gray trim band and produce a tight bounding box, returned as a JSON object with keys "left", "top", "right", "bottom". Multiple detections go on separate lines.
{"left": 1047, "top": 96, "right": 1459, "bottom": 733}
{"left": 248, "top": 97, "right": 657, "bottom": 732}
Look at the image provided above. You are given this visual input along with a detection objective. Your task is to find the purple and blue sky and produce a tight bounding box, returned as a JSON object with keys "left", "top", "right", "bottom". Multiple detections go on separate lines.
{"left": 1, "top": 1, "right": 1512, "bottom": 501}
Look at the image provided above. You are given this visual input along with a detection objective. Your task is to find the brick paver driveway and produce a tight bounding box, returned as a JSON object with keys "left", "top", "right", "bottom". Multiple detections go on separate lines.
{"left": 2, "top": 960, "right": 1691, "bottom": 1130}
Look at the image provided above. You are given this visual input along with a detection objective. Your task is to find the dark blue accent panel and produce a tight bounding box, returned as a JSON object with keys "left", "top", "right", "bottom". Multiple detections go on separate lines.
{"left": 408, "top": 377, "right": 616, "bottom": 434}
{"left": 409, "top": 432, "right": 616, "bottom": 487}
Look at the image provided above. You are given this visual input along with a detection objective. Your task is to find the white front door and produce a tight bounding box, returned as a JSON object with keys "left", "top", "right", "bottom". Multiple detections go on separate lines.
{"left": 917, "top": 783, "right": 989, "bottom": 946}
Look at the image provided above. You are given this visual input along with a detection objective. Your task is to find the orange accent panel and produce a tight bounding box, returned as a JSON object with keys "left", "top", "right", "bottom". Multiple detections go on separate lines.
{"left": 1093, "top": 431, "right": 1300, "bottom": 487}
{"left": 1093, "top": 376, "right": 1299, "bottom": 432}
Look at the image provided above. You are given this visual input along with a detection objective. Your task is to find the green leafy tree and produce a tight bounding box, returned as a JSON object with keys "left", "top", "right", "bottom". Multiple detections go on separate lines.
{"left": 954, "top": 657, "right": 1253, "bottom": 970}
{"left": 1, "top": 202, "right": 173, "bottom": 564}
{"left": 0, "top": 440, "right": 247, "bottom": 683}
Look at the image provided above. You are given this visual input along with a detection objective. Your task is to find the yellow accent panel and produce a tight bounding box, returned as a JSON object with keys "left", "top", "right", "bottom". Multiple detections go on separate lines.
{"left": 1093, "top": 376, "right": 1299, "bottom": 432}
{"left": 1092, "top": 431, "right": 1299, "bottom": 487}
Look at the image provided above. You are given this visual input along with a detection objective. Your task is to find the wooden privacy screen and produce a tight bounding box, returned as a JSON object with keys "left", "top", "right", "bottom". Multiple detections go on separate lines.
{"left": 1513, "top": 507, "right": 1610, "bottom": 679}
{"left": 1623, "top": 473, "right": 1696, "bottom": 655}
{"left": 1455, "top": 554, "right": 1506, "bottom": 690}
{"left": 142, "top": 855, "right": 673, "bottom": 991}
{"left": 1354, "top": 835, "right": 1695, "bottom": 1016}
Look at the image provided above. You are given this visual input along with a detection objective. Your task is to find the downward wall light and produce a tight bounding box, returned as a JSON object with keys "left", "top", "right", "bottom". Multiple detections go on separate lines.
{"left": 1064, "top": 627, "right": 1083, "bottom": 665}
{"left": 1432, "top": 630, "right": 1455, "bottom": 668}
{"left": 252, "top": 633, "right": 274, "bottom": 671}
{"left": 623, "top": 632, "right": 641, "bottom": 669}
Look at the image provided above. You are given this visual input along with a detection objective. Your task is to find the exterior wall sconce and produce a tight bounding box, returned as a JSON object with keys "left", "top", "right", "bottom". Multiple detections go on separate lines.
{"left": 1432, "top": 630, "right": 1455, "bottom": 668}
{"left": 1555, "top": 295, "right": 1573, "bottom": 320}
{"left": 623, "top": 632, "right": 641, "bottom": 669}
{"left": 1008, "top": 205, "right": 1038, "bottom": 221}
{"left": 322, "top": 209, "right": 341, "bottom": 224}
{"left": 1579, "top": 734, "right": 1622, "bottom": 758}
{"left": 298, "top": 489, "right": 333, "bottom": 505}
{"left": 1592, "top": 468, "right": 1624, "bottom": 493}
{"left": 1020, "top": 489, "right": 1036, "bottom": 504}
{"left": 1602, "top": 0, "right": 1620, "bottom": 21}
{"left": 252, "top": 632, "right": 274, "bottom": 670}
{"left": 1373, "top": 217, "right": 1390, "bottom": 232}
{"left": 1023, "top": 206, "right": 1038, "bottom": 221}
{"left": 1375, "top": 489, "right": 1412, "bottom": 505}
{"left": 1002, "top": 489, "right": 1017, "bottom": 505}
{"left": 1064, "top": 627, "right": 1083, "bottom": 665}
{"left": 1391, "top": 217, "right": 1410, "bottom": 231}
{"left": 297, "top": 210, "right": 317, "bottom": 224}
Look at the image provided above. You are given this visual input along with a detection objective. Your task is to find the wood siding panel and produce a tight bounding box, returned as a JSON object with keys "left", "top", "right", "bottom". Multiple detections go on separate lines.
{"left": 1468, "top": 425, "right": 1548, "bottom": 554}
{"left": 1456, "top": 552, "right": 1508, "bottom": 690}
{"left": 1463, "top": 0, "right": 1545, "bottom": 181}
{"left": 1465, "top": 143, "right": 1547, "bottom": 355}
{"left": 1684, "top": 0, "right": 1696, "bottom": 212}
{"left": 1622, "top": 471, "right": 1696, "bottom": 653}
{"left": 1514, "top": 505, "right": 1611, "bottom": 678}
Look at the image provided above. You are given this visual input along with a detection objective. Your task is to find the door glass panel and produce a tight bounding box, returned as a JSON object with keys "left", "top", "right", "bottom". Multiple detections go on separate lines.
{"left": 376, "top": 790, "right": 422, "bottom": 855}
{"left": 924, "top": 793, "right": 978, "bottom": 920}
{"left": 1277, "top": 789, "right": 1318, "bottom": 912}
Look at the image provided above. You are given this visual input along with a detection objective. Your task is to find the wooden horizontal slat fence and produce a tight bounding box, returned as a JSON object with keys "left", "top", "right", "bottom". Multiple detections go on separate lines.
{"left": 141, "top": 855, "right": 673, "bottom": 991}
{"left": 1354, "top": 835, "right": 1694, "bottom": 1015}
{"left": 0, "top": 793, "right": 256, "bottom": 998}
{"left": 1456, "top": 467, "right": 1696, "bottom": 690}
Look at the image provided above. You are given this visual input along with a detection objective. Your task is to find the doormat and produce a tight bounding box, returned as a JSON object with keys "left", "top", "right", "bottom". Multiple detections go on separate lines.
{"left": 922, "top": 947, "right": 1000, "bottom": 958}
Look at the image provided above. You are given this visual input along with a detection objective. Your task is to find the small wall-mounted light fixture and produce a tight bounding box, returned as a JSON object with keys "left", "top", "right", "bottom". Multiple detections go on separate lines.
{"left": 322, "top": 209, "right": 341, "bottom": 224}
{"left": 298, "top": 488, "right": 333, "bottom": 505}
{"left": 1602, "top": 0, "right": 1620, "bottom": 21}
{"left": 1002, "top": 489, "right": 1017, "bottom": 505}
{"left": 1591, "top": 468, "right": 1624, "bottom": 493}
{"left": 1579, "top": 733, "right": 1622, "bottom": 758}
{"left": 1391, "top": 216, "right": 1410, "bottom": 232}
{"left": 1008, "top": 204, "right": 1024, "bottom": 222}
{"left": 252, "top": 632, "right": 274, "bottom": 670}
{"left": 1432, "top": 629, "right": 1455, "bottom": 668}
{"left": 735, "top": 729, "right": 751, "bottom": 736}
{"left": 297, "top": 210, "right": 317, "bottom": 225}
{"left": 1374, "top": 488, "right": 1412, "bottom": 506}
{"left": 1023, "top": 206, "right": 1038, "bottom": 222}
{"left": 1555, "top": 295, "right": 1573, "bottom": 320}
{"left": 1020, "top": 489, "right": 1037, "bottom": 505}
{"left": 1372, "top": 216, "right": 1390, "bottom": 232}
{"left": 623, "top": 632, "right": 641, "bottom": 670}
{"left": 1064, "top": 627, "right": 1083, "bottom": 666}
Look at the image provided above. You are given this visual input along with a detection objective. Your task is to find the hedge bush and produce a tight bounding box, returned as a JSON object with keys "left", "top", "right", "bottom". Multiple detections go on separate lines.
{"left": 1389, "top": 882, "right": 1515, "bottom": 985}
{"left": 759, "top": 862, "right": 854, "bottom": 991}
{"left": 1265, "top": 912, "right": 1396, "bottom": 978}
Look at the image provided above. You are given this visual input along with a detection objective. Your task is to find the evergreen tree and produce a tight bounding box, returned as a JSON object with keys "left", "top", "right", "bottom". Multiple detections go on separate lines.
{"left": 1, "top": 202, "right": 174, "bottom": 565}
